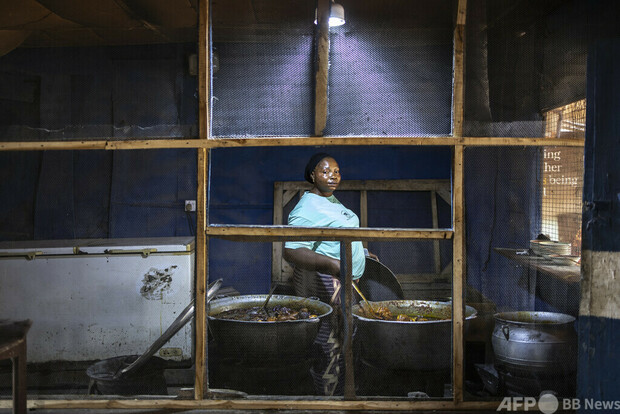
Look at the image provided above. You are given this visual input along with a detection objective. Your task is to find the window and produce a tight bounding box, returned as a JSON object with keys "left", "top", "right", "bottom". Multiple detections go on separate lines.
{"left": 541, "top": 99, "right": 585, "bottom": 254}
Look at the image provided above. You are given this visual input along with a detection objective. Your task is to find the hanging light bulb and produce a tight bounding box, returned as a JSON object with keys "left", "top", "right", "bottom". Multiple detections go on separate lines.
{"left": 314, "top": 1, "right": 346, "bottom": 27}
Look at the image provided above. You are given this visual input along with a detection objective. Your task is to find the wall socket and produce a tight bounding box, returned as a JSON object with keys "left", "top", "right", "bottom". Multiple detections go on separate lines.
{"left": 184, "top": 200, "right": 196, "bottom": 212}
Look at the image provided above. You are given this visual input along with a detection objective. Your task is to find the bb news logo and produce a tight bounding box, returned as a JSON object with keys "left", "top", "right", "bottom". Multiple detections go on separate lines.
{"left": 497, "top": 393, "right": 620, "bottom": 413}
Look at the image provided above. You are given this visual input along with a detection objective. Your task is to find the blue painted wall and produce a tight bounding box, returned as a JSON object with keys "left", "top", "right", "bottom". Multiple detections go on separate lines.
{"left": 208, "top": 146, "right": 452, "bottom": 293}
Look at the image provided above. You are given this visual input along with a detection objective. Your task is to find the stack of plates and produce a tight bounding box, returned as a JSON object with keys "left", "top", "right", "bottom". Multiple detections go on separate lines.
{"left": 529, "top": 240, "right": 572, "bottom": 256}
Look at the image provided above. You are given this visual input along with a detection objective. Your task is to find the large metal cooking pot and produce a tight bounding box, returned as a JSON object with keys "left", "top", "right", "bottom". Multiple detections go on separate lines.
{"left": 352, "top": 300, "right": 477, "bottom": 371}
{"left": 207, "top": 294, "right": 332, "bottom": 361}
{"left": 492, "top": 311, "right": 577, "bottom": 376}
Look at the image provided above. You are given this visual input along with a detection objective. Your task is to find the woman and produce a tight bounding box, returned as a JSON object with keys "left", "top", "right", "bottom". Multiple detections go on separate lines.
{"left": 283, "top": 152, "right": 373, "bottom": 396}
{"left": 284, "top": 152, "right": 370, "bottom": 278}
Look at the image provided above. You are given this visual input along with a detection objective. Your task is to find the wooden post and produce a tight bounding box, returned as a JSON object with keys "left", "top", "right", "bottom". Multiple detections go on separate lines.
{"left": 431, "top": 191, "right": 441, "bottom": 274}
{"left": 272, "top": 182, "right": 284, "bottom": 284}
{"left": 314, "top": 0, "right": 330, "bottom": 136}
{"left": 452, "top": 0, "right": 466, "bottom": 140}
{"left": 452, "top": 0, "right": 467, "bottom": 404}
{"left": 360, "top": 190, "right": 368, "bottom": 248}
{"left": 195, "top": 0, "right": 210, "bottom": 400}
{"left": 340, "top": 241, "right": 355, "bottom": 399}
{"left": 452, "top": 145, "right": 466, "bottom": 403}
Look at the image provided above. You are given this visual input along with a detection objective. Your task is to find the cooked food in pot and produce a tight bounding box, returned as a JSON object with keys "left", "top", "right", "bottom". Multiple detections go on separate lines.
{"left": 212, "top": 304, "right": 318, "bottom": 322}
{"left": 358, "top": 302, "right": 451, "bottom": 321}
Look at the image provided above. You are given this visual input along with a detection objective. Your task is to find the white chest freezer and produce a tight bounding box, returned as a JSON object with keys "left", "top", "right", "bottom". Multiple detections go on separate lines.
{"left": 0, "top": 237, "right": 194, "bottom": 363}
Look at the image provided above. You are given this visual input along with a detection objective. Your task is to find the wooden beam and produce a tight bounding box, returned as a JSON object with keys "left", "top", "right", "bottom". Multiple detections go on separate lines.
{"left": 282, "top": 189, "right": 299, "bottom": 207}
{"left": 195, "top": 0, "right": 210, "bottom": 400}
{"left": 272, "top": 182, "right": 284, "bottom": 285}
{"left": 437, "top": 188, "right": 452, "bottom": 204}
{"left": 452, "top": 0, "right": 466, "bottom": 139}
{"left": 195, "top": 149, "right": 208, "bottom": 399}
{"left": 0, "top": 398, "right": 504, "bottom": 411}
{"left": 0, "top": 136, "right": 586, "bottom": 151}
{"left": 451, "top": 0, "right": 467, "bottom": 402}
{"left": 206, "top": 225, "right": 453, "bottom": 241}
{"left": 461, "top": 137, "right": 586, "bottom": 146}
{"left": 452, "top": 145, "right": 466, "bottom": 404}
{"left": 279, "top": 179, "right": 451, "bottom": 192}
{"left": 314, "top": 0, "right": 330, "bottom": 136}
{"left": 360, "top": 190, "right": 368, "bottom": 248}
{"left": 341, "top": 242, "right": 355, "bottom": 399}
{"left": 431, "top": 191, "right": 442, "bottom": 274}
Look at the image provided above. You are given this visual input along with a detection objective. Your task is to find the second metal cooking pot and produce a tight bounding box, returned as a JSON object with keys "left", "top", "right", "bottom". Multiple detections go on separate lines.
{"left": 353, "top": 300, "right": 477, "bottom": 371}
{"left": 492, "top": 311, "right": 577, "bottom": 376}
{"left": 207, "top": 294, "right": 333, "bottom": 361}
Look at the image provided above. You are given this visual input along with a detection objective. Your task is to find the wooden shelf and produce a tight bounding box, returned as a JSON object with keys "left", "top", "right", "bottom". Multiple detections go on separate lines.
{"left": 494, "top": 247, "right": 580, "bottom": 284}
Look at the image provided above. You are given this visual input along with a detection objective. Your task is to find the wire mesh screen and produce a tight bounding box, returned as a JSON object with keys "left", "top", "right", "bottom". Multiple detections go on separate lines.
{"left": 464, "top": 146, "right": 580, "bottom": 400}
{"left": 462, "top": 0, "right": 616, "bottom": 138}
{"left": 206, "top": 238, "right": 454, "bottom": 398}
{"left": 0, "top": 149, "right": 198, "bottom": 398}
{"left": 0, "top": 44, "right": 198, "bottom": 141}
{"left": 541, "top": 100, "right": 585, "bottom": 254}
{"left": 325, "top": 0, "right": 454, "bottom": 136}
{"left": 211, "top": 0, "right": 455, "bottom": 138}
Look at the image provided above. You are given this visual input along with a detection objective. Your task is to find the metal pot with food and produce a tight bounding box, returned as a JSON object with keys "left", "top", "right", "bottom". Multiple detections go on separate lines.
{"left": 492, "top": 311, "right": 577, "bottom": 377}
{"left": 352, "top": 300, "right": 478, "bottom": 371}
{"left": 207, "top": 294, "right": 333, "bottom": 361}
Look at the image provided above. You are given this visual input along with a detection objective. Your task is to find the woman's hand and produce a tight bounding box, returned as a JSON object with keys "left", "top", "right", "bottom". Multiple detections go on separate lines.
{"left": 365, "top": 250, "right": 379, "bottom": 261}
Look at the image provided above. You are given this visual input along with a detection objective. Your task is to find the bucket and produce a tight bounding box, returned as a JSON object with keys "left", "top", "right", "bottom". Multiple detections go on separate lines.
{"left": 87, "top": 355, "right": 168, "bottom": 395}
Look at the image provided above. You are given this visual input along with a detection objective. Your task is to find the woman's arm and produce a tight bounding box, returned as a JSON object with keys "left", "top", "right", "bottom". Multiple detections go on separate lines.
{"left": 283, "top": 247, "right": 341, "bottom": 276}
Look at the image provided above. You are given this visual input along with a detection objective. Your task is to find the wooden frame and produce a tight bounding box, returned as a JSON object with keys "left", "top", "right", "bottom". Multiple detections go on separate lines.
{"left": 271, "top": 179, "right": 452, "bottom": 291}
{"left": 0, "top": 0, "right": 587, "bottom": 411}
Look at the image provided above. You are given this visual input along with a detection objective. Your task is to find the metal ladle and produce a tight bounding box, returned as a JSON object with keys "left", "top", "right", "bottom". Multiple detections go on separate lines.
{"left": 352, "top": 280, "right": 380, "bottom": 318}
{"left": 113, "top": 278, "right": 223, "bottom": 379}
{"left": 260, "top": 283, "right": 279, "bottom": 317}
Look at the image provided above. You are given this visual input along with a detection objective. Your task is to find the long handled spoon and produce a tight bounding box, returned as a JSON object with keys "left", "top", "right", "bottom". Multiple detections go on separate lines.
{"left": 352, "top": 281, "right": 380, "bottom": 318}
{"left": 260, "top": 283, "right": 278, "bottom": 317}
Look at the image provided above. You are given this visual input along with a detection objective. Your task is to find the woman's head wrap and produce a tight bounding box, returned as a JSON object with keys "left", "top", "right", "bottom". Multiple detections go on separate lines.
{"left": 304, "top": 152, "right": 332, "bottom": 183}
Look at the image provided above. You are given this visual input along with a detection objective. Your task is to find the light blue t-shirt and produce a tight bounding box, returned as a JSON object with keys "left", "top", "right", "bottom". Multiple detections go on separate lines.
{"left": 284, "top": 192, "right": 366, "bottom": 279}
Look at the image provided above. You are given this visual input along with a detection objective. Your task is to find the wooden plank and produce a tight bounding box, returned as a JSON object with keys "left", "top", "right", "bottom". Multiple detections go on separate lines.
{"left": 208, "top": 137, "right": 459, "bottom": 147}
{"left": 437, "top": 188, "right": 452, "bottom": 204}
{"left": 207, "top": 136, "right": 585, "bottom": 147}
{"left": 195, "top": 149, "right": 208, "bottom": 399}
{"left": 314, "top": 0, "right": 330, "bottom": 136}
{"left": 0, "top": 398, "right": 504, "bottom": 411}
{"left": 198, "top": 0, "right": 210, "bottom": 141}
{"left": 451, "top": 0, "right": 466, "bottom": 139}
{"left": 461, "top": 137, "right": 586, "bottom": 146}
{"left": 272, "top": 182, "right": 284, "bottom": 284}
{"left": 341, "top": 242, "right": 355, "bottom": 399}
{"left": 395, "top": 273, "right": 451, "bottom": 283}
{"left": 206, "top": 225, "right": 453, "bottom": 241}
{"left": 452, "top": 145, "right": 466, "bottom": 403}
{"left": 279, "top": 179, "right": 451, "bottom": 192}
{"left": 360, "top": 190, "right": 368, "bottom": 248}
{"left": 282, "top": 189, "right": 298, "bottom": 207}
{"left": 451, "top": 0, "right": 467, "bottom": 401}
{"left": 431, "top": 191, "right": 441, "bottom": 274}
{"left": 0, "top": 136, "right": 586, "bottom": 151}
{"left": 195, "top": 0, "right": 209, "bottom": 400}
